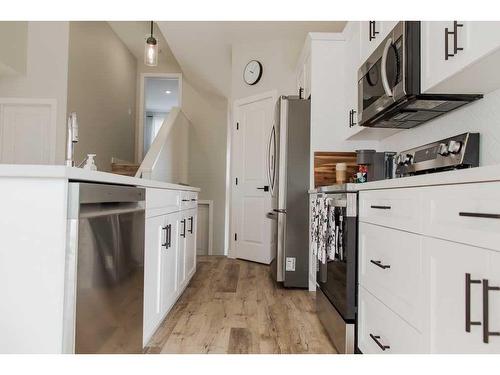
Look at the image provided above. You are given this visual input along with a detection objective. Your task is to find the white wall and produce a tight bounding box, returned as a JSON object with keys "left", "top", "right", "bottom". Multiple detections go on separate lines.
{"left": 0, "top": 22, "right": 69, "bottom": 163}
{"left": 231, "top": 39, "right": 301, "bottom": 100}
{"left": 378, "top": 87, "right": 500, "bottom": 166}
{"left": 0, "top": 22, "right": 28, "bottom": 76}
{"left": 67, "top": 22, "right": 137, "bottom": 172}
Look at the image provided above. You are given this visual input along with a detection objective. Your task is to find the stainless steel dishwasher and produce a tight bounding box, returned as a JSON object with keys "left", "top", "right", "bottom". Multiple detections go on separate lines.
{"left": 64, "top": 182, "right": 146, "bottom": 354}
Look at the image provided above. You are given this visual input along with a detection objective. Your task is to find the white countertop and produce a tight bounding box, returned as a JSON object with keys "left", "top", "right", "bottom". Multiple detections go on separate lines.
{"left": 0, "top": 164, "right": 200, "bottom": 191}
{"left": 310, "top": 164, "right": 500, "bottom": 193}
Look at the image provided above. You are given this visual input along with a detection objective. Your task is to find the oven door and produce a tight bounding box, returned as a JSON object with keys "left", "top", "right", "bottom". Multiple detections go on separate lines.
{"left": 358, "top": 22, "right": 405, "bottom": 126}
{"left": 316, "top": 194, "right": 357, "bottom": 322}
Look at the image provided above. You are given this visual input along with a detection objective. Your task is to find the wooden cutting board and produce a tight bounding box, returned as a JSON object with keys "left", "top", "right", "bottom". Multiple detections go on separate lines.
{"left": 314, "top": 151, "right": 358, "bottom": 187}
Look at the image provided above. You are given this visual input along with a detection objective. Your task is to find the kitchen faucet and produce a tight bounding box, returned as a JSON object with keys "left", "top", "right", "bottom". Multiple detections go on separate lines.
{"left": 65, "top": 112, "right": 79, "bottom": 167}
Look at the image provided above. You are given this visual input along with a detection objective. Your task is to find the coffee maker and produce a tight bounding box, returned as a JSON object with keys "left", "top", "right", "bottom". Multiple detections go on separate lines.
{"left": 356, "top": 150, "right": 396, "bottom": 182}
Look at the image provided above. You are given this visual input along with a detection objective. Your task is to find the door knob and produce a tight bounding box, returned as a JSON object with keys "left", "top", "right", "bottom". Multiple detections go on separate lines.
{"left": 257, "top": 186, "right": 269, "bottom": 192}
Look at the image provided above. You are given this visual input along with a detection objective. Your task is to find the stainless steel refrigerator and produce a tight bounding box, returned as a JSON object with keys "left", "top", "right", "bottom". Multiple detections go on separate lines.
{"left": 267, "top": 96, "right": 310, "bottom": 288}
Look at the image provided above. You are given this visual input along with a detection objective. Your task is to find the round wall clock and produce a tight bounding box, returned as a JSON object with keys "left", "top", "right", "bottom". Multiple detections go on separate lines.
{"left": 243, "top": 60, "right": 263, "bottom": 85}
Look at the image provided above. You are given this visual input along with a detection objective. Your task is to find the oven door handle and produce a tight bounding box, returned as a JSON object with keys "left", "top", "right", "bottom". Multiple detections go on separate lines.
{"left": 381, "top": 37, "right": 394, "bottom": 98}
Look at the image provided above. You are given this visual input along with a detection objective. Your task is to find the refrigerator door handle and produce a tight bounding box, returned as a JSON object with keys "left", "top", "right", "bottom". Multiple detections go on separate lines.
{"left": 267, "top": 125, "right": 276, "bottom": 195}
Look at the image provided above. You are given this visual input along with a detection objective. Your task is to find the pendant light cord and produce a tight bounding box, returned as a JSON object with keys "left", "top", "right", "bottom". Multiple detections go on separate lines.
{"left": 150, "top": 21, "right": 154, "bottom": 37}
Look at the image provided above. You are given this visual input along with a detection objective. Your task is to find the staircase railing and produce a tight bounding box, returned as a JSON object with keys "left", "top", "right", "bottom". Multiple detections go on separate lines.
{"left": 135, "top": 107, "right": 190, "bottom": 184}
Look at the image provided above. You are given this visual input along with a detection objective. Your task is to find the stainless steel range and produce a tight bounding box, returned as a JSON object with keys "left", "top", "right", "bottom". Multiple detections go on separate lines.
{"left": 395, "top": 132, "right": 480, "bottom": 177}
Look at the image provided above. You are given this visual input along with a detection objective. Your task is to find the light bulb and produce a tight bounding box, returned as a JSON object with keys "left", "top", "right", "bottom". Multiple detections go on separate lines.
{"left": 144, "top": 37, "right": 158, "bottom": 66}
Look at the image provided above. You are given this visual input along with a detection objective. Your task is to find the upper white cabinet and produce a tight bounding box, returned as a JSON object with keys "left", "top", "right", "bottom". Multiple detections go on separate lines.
{"left": 343, "top": 22, "right": 361, "bottom": 138}
{"left": 421, "top": 21, "right": 500, "bottom": 94}
{"left": 296, "top": 51, "right": 311, "bottom": 99}
{"left": 359, "top": 21, "right": 398, "bottom": 63}
{"left": 0, "top": 22, "right": 28, "bottom": 76}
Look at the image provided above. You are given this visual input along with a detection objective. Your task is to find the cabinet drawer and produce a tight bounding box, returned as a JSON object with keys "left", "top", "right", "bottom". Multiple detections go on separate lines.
{"left": 181, "top": 191, "right": 198, "bottom": 209}
{"left": 359, "top": 188, "right": 422, "bottom": 232}
{"left": 422, "top": 182, "right": 500, "bottom": 251}
{"left": 146, "top": 188, "right": 180, "bottom": 214}
{"left": 358, "top": 287, "right": 426, "bottom": 354}
{"left": 359, "top": 223, "right": 424, "bottom": 331}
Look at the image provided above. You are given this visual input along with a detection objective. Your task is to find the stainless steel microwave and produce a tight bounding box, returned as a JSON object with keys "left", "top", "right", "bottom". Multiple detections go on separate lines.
{"left": 357, "top": 21, "right": 482, "bottom": 129}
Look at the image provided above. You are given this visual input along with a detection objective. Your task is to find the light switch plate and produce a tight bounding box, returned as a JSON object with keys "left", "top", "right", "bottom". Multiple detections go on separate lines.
{"left": 285, "top": 257, "right": 296, "bottom": 271}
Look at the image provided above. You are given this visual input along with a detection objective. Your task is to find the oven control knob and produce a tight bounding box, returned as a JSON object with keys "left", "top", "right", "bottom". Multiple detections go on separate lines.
{"left": 438, "top": 143, "right": 449, "bottom": 156}
{"left": 448, "top": 140, "right": 462, "bottom": 154}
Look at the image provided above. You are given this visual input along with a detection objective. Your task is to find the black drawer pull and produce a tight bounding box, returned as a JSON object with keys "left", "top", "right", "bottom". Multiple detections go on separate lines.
{"left": 369, "top": 334, "right": 390, "bottom": 351}
{"left": 182, "top": 199, "right": 190, "bottom": 202}
{"left": 370, "top": 260, "right": 391, "bottom": 269}
{"left": 161, "top": 226, "right": 168, "bottom": 248}
{"left": 370, "top": 205, "right": 391, "bottom": 210}
{"left": 482, "top": 279, "right": 500, "bottom": 343}
{"left": 459, "top": 212, "right": 500, "bottom": 219}
{"left": 465, "top": 273, "right": 482, "bottom": 332}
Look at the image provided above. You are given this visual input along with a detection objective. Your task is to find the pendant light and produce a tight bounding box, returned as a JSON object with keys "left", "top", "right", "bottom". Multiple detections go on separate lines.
{"left": 144, "top": 21, "right": 158, "bottom": 66}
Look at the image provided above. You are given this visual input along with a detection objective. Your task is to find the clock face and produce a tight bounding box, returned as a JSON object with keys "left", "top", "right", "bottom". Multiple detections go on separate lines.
{"left": 243, "top": 60, "right": 263, "bottom": 85}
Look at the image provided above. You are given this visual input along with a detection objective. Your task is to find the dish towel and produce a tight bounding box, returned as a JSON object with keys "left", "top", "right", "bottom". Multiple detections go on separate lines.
{"left": 326, "top": 199, "right": 337, "bottom": 261}
{"left": 310, "top": 197, "right": 320, "bottom": 259}
{"left": 317, "top": 197, "right": 329, "bottom": 264}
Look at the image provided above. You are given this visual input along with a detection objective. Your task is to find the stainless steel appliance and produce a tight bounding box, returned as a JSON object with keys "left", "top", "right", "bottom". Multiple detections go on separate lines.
{"left": 64, "top": 183, "right": 146, "bottom": 353}
{"left": 314, "top": 184, "right": 358, "bottom": 353}
{"left": 267, "top": 96, "right": 310, "bottom": 288}
{"left": 395, "top": 132, "right": 479, "bottom": 177}
{"left": 358, "top": 22, "right": 482, "bottom": 129}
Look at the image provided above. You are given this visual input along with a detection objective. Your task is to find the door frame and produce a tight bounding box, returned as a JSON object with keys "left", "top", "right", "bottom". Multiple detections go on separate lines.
{"left": 136, "top": 72, "right": 183, "bottom": 163}
{"left": 228, "top": 90, "right": 278, "bottom": 259}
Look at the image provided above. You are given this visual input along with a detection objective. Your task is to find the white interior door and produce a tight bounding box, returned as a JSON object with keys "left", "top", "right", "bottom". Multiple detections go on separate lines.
{"left": 232, "top": 92, "right": 277, "bottom": 264}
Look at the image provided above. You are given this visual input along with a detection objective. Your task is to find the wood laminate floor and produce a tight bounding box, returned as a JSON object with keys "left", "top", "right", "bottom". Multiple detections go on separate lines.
{"left": 145, "top": 256, "right": 337, "bottom": 354}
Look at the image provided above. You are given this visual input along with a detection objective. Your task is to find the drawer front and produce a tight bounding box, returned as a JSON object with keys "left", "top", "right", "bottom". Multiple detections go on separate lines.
{"left": 422, "top": 182, "right": 500, "bottom": 251}
{"left": 146, "top": 188, "right": 181, "bottom": 213}
{"left": 358, "top": 287, "right": 426, "bottom": 354}
{"left": 359, "top": 223, "right": 424, "bottom": 331}
{"left": 181, "top": 191, "right": 198, "bottom": 209}
{"left": 359, "top": 188, "right": 422, "bottom": 232}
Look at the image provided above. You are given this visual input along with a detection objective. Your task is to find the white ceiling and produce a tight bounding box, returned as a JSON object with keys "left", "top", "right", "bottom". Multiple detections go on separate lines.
{"left": 144, "top": 77, "right": 179, "bottom": 113}
{"left": 157, "top": 21, "right": 346, "bottom": 98}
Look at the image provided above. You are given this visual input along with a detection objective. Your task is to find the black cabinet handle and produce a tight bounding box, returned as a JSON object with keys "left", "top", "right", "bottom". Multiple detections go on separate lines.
{"left": 445, "top": 21, "right": 464, "bottom": 60}
{"left": 257, "top": 186, "right": 269, "bottom": 192}
{"left": 369, "top": 21, "right": 379, "bottom": 41}
{"left": 370, "top": 205, "right": 391, "bottom": 210}
{"left": 189, "top": 216, "right": 194, "bottom": 234}
{"left": 299, "top": 87, "right": 304, "bottom": 99}
{"left": 482, "top": 279, "right": 500, "bottom": 343}
{"left": 370, "top": 260, "right": 391, "bottom": 270}
{"left": 465, "top": 273, "right": 482, "bottom": 332}
{"left": 459, "top": 212, "right": 500, "bottom": 219}
{"left": 453, "top": 21, "right": 464, "bottom": 54}
{"left": 349, "top": 109, "right": 356, "bottom": 128}
{"left": 182, "top": 199, "right": 190, "bottom": 202}
{"left": 191, "top": 198, "right": 197, "bottom": 202}
{"left": 161, "top": 226, "right": 168, "bottom": 248}
{"left": 181, "top": 219, "right": 186, "bottom": 238}
{"left": 369, "top": 334, "right": 390, "bottom": 351}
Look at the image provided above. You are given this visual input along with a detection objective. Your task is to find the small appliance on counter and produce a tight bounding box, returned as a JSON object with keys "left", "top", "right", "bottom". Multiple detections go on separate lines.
{"left": 356, "top": 149, "right": 396, "bottom": 182}
{"left": 394, "top": 132, "right": 480, "bottom": 177}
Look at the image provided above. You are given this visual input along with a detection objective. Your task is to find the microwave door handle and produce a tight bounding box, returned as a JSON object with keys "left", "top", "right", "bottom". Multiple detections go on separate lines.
{"left": 381, "top": 37, "right": 394, "bottom": 98}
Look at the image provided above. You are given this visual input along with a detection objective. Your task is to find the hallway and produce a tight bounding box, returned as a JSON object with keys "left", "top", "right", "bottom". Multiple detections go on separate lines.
{"left": 145, "top": 256, "right": 337, "bottom": 354}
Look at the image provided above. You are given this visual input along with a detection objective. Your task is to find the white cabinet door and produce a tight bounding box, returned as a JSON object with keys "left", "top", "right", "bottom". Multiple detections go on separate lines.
{"left": 487, "top": 252, "right": 500, "bottom": 352}
{"left": 422, "top": 21, "right": 500, "bottom": 94}
{"left": 176, "top": 212, "right": 187, "bottom": 289}
{"left": 160, "top": 212, "right": 178, "bottom": 314}
{"left": 344, "top": 22, "right": 361, "bottom": 139}
{"left": 143, "top": 214, "right": 166, "bottom": 344}
{"left": 423, "top": 237, "right": 491, "bottom": 353}
{"left": 184, "top": 208, "right": 197, "bottom": 280}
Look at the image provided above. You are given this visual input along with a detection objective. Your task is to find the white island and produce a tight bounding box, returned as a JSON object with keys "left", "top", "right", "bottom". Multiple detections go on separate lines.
{"left": 0, "top": 165, "right": 199, "bottom": 353}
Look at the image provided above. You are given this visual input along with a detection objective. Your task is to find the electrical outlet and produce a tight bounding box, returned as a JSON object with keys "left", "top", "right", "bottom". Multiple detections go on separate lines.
{"left": 285, "top": 257, "right": 296, "bottom": 272}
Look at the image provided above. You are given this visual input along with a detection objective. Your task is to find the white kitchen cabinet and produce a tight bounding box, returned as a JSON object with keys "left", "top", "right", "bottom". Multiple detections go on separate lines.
{"left": 184, "top": 208, "right": 198, "bottom": 280}
{"left": 143, "top": 214, "right": 165, "bottom": 343}
{"left": 421, "top": 21, "right": 500, "bottom": 94}
{"left": 343, "top": 22, "right": 361, "bottom": 139}
{"left": 423, "top": 237, "right": 494, "bottom": 353}
{"left": 358, "top": 286, "right": 426, "bottom": 354}
{"left": 296, "top": 51, "right": 311, "bottom": 99}
{"left": 160, "top": 213, "right": 178, "bottom": 314}
{"left": 359, "top": 21, "right": 398, "bottom": 63}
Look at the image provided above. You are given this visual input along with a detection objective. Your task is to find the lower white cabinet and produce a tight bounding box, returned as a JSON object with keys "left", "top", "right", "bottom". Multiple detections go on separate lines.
{"left": 143, "top": 190, "right": 198, "bottom": 346}
{"left": 423, "top": 237, "right": 500, "bottom": 353}
{"left": 358, "top": 286, "right": 426, "bottom": 354}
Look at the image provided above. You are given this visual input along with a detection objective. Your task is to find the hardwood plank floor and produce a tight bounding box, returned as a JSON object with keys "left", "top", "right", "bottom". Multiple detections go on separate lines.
{"left": 145, "top": 256, "right": 337, "bottom": 354}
